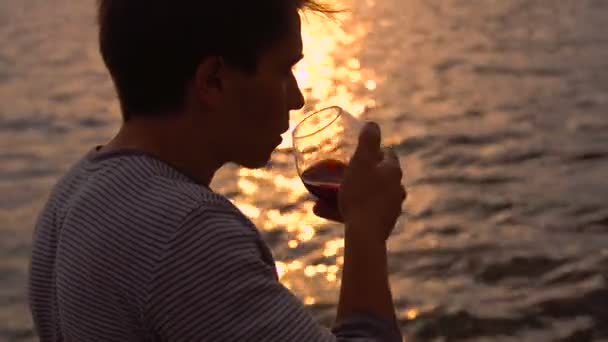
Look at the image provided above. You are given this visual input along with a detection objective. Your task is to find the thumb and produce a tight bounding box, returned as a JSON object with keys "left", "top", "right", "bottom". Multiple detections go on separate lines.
{"left": 351, "top": 121, "right": 382, "bottom": 166}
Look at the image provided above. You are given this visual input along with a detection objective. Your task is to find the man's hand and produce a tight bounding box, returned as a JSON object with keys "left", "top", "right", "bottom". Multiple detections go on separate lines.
{"left": 339, "top": 122, "right": 406, "bottom": 243}
{"left": 312, "top": 122, "right": 406, "bottom": 242}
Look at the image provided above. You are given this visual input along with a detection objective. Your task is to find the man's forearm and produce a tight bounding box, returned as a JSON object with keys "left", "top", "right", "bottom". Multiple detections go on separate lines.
{"left": 336, "top": 231, "right": 398, "bottom": 325}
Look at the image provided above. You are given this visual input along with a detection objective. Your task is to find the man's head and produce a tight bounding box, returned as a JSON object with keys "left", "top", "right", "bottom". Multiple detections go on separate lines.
{"left": 97, "top": 0, "right": 331, "bottom": 168}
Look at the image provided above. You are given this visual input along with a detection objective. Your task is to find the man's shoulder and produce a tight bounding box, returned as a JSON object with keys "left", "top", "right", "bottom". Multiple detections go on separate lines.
{"left": 56, "top": 153, "right": 240, "bottom": 236}
{"left": 102, "top": 155, "right": 237, "bottom": 229}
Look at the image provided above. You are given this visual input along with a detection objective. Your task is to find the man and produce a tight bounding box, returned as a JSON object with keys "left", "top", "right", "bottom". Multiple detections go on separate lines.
{"left": 28, "top": 0, "right": 407, "bottom": 341}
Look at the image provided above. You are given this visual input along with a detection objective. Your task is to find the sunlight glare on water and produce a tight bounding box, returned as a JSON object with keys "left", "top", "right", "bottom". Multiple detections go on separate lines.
{"left": 279, "top": 7, "right": 378, "bottom": 150}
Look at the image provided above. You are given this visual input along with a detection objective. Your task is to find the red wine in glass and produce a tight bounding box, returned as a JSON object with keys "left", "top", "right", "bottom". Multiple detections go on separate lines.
{"left": 301, "top": 158, "right": 347, "bottom": 207}
{"left": 293, "top": 106, "right": 361, "bottom": 215}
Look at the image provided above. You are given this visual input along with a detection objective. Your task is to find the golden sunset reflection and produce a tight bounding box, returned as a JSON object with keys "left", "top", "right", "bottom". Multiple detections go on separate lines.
{"left": 233, "top": 202, "right": 261, "bottom": 219}
{"left": 289, "top": 260, "right": 304, "bottom": 271}
{"left": 275, "top": 261, "right": 288, "bottom": 280}
{"left": 304, "top": 296, "right": 317, "bottom": 305}
{"left": 301, "top": 261, "right": 341, "bottom": 280}
{"left": 405, "top": 308, "right": 419, "bottom": 320}
{"left": 323, "top": 238, "right": 345, "bottom": 257}
{"left": 279, "top": 9, "right": 377, "bottom": 150}
{"left": 237, "top": 179, "right": 258, "bottom": 195}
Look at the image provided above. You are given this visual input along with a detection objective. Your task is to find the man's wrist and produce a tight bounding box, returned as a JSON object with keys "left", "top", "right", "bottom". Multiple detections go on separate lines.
{"left": 344, "top": 224, "right": 387, "bottom": 251}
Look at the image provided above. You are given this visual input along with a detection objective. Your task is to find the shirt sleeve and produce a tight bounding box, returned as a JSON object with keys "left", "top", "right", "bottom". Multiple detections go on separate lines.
{"left": 146, "top": 205, "right": 402, "bottom": 342}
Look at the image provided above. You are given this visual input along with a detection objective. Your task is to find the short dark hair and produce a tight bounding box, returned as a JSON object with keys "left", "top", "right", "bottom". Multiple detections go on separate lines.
{"left": 97, "top": 0, "right": 332, "bottom": 121}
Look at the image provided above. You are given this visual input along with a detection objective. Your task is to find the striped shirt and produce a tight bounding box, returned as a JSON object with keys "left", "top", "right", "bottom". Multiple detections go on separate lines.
{"left": 28, "top": 146, "right": 402, "bottom": 342}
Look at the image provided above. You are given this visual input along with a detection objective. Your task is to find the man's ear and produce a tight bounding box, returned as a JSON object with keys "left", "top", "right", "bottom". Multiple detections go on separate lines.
{"left": 193, "top": 56, "right": 224, "bottom": 109}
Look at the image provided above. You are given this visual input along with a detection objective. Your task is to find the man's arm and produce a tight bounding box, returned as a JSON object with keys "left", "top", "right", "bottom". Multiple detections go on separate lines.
{"left": 146, "top": 206, "right": 401, "bottom": 341}
{"left": 332, "top": 122, "right": 406, "bottom": 340}
{"left": 336, "top": 233, "right": 398, "bottom": 327}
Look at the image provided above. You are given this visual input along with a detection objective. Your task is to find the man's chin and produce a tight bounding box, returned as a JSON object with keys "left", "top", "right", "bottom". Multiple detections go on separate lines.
{"left": 236, "top": 151, "right": 274, "bottom": 169}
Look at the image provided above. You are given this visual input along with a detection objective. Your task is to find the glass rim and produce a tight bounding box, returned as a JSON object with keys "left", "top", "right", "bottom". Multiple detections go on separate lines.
{"left": 292, "top": 106, "right": 343, "bottom": 140}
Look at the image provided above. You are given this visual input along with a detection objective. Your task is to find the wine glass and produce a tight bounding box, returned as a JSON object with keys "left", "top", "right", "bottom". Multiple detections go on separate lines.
{"left": 292, "top": 106, "right": 363, "bottom": 208}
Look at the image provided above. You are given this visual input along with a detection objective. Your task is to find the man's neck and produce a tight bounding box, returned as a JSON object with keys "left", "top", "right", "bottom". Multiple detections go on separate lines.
{"left": 101, "top": 117, "right": 224, "bottom": 187}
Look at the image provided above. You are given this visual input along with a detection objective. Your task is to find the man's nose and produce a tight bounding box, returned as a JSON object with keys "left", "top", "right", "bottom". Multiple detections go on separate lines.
{"left": 289, "top": 76, "right": 305, "bottom": 110}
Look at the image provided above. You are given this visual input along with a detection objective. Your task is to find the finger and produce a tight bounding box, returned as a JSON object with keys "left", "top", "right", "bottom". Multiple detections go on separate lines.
{"left": 313, "top": 201, "right": 344, "bottom": 223}
{"left": 377, "top": 164, "right": 403, "bottom": 183}
{"left": 377, "top": 147, "right": 403, "bottom": 179}
{"left": 351, "top": 122, "right": 382, "bottom": 167}
{"left": 378, "top": 147, "right": 400, "bottom": 167}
